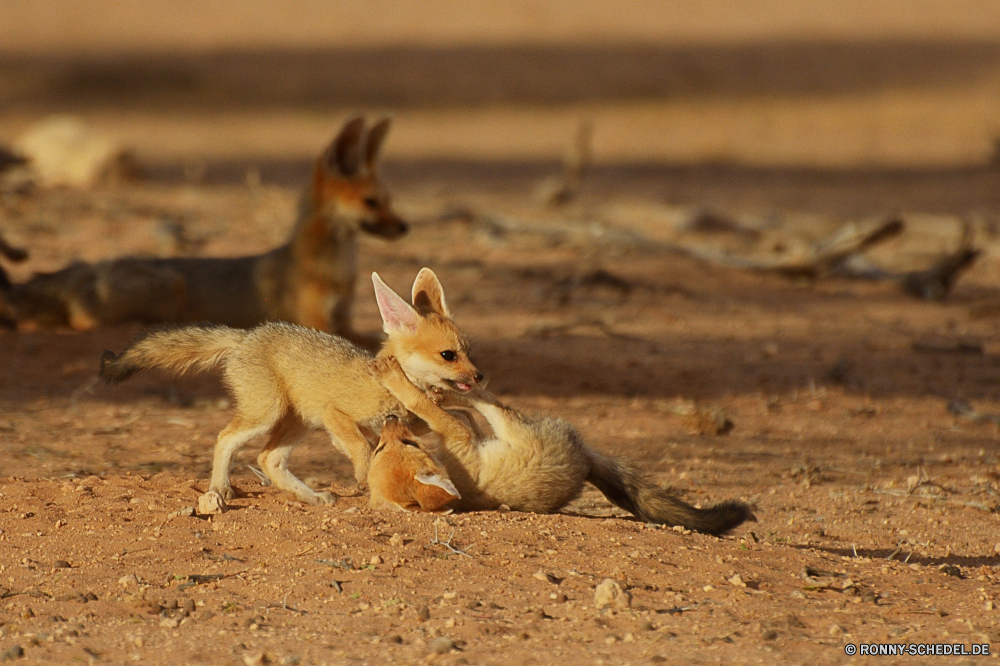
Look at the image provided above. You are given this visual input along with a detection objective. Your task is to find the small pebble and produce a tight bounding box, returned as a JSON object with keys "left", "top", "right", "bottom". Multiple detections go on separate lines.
{"left": 183, "top": 599, "right": 196, "bottom": 614}
{"left": 0, "top": 645, "right": 24, "bottom": 661}
{"left": 369, "top": 555, "right": 382, "bottom": 566}
{"left": 118, "top": 574, "right": 139, "bottom": 588}
{"left": 389, "top": 533, "right": 405, "bottom": 548}
{"left": 53, "top": 560, "right": 71, "bottom": 569}
{"left": 386, "top": 635, "right": 403, "bottom": 644}
{"left": 167, "top": 507, "right": 196, "bottom": 520}
{"left": 762, "top": 629, "right": 778, "bottom": 641}
{"left": 416, "top": 606, "right": 431, "bottom": 622}
{"left": 199, "top": 610, "right": 215, "bottom": 621}
{"left": 466, "top": 600, "right": 481, "bottom": 609}
{"left": 430, "top": 637, "right": 455, "bottom": 654}
{"left": 594, "top": 579, "right": 631, "bottom": 610}
{"left": 532, "top": 571, "right": 558, "bottom": 584}
{"left": 197, "top": 491, "right": 226, "bottom": 515}
{"left": 242, "top": 654, "right": 267, "bottom": 666}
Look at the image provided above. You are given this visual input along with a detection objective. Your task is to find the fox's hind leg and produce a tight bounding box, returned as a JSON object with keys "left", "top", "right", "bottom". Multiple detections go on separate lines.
{"left": 211, "top": 417, "right": 273, "bottom": 500}
{"left": 256, "top": 414, "right": 334, "bottom": 505}
{"left": 322, "top": 407, "right": 374, "bottom": 488}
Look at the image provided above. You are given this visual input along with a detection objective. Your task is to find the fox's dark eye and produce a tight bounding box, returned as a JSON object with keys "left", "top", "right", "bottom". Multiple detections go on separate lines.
{"left": 401, "top": 439, "right": 420, "bottom": 448}
{"left": 362, "top": 196, "right": 379, "bottom": 209}
{"left": 440, "top": 350, "right": 456, "bottom": 362}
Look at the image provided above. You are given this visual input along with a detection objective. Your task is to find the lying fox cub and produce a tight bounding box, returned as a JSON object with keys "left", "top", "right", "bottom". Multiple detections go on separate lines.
{"left": 366, "top": 294, "right": 755, "bottom": 536}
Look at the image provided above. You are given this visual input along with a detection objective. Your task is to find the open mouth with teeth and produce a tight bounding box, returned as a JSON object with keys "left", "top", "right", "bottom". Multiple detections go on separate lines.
{"left": 443, "top": 378, "right": 474, "bottom": 393}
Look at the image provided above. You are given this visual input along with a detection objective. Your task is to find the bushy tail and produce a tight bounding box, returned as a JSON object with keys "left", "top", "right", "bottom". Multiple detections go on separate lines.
{"left": 100, "top": 324, "right": 247, "bottom": 384}
{"left": 585, "top": 449, "right": 755, "bottom": 535}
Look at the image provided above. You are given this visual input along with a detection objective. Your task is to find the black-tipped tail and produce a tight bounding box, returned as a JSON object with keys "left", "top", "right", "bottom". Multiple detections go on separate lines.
{"left": 585, "top": 449, "right": 755, "bottom": 535}
{"left": 100, "top": 349, "right": 140, "bottom": 384}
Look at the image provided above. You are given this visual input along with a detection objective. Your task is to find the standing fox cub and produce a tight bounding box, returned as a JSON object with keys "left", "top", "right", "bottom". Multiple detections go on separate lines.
{"left": 0, "top": 115, "right": 407, "bottom": 341}
{"left": 364, "top": 287, "right": 754, "bottom": 535}
{"left": 99, "top": 268, "right": 483, "bottom": 507}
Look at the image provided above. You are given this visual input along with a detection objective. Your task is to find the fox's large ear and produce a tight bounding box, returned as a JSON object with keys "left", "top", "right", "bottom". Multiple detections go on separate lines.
{"left": 415, "top": 471, "right": 461, "bottom": 499}
{"left": 411, "top": 268, "right": 451, "bottom": 318}
{"left": 324, "top": 115, "right": 366, "bottom": 176}
{"left": 373, "top": 272, "right": 419, "bottom": 334}
{"left": 365, "top": 116, "right": 392, "bottom": 170}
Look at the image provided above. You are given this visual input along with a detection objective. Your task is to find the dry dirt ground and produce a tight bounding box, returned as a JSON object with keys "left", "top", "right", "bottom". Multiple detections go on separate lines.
{"left": 0, "top": 176, "right": 999, "bottom": 666}
{"left": 3, "top": 3, "right": 1000, "bottom": 664}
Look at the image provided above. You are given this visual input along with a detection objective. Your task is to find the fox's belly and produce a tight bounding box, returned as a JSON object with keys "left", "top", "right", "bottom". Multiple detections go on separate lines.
{"left": 473, "top": 438, "right": 589, "bottom": 514}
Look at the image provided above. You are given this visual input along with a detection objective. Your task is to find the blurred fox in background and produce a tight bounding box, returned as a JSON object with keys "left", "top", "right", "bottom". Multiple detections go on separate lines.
{"left": 0, "top": 115, "right": 407, "bottom": 345}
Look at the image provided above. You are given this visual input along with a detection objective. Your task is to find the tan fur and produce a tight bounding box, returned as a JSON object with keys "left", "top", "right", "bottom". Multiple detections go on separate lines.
{"left": 0, "top": 115, "right": 407, "bottom": 343}
{"left": 100, "top": 269, "right": 482, "bottom": 506}
{"left": 368, "top": 415, "right": 459, "bottom": 512}
{"left": 371, "top": 357, "right": 756, "bottom": 535}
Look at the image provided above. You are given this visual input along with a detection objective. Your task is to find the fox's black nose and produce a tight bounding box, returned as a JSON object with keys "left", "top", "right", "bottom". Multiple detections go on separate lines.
{"left": 474, "top": 372, "right": 484, "bottom": 383}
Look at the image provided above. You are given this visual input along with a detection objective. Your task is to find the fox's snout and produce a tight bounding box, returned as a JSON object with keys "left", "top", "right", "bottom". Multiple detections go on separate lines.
{"left": 449, "top": 370, "right": 484, "bottom": 393}
{"left": 361, "top": 212, "right": 408, "bottom": 239}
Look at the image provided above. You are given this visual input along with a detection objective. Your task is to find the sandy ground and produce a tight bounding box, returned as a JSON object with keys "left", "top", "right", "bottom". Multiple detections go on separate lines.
{"left": 2, "top": 3, "right": 1000, "bottom": 664}
{"left": 0, "top": 176, "right": 999, "bottom": 665}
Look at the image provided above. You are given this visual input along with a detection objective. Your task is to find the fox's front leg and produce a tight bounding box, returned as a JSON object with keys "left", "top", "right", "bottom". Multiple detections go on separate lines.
{"left": 459, "top": 386, "right": 525, "bottom": 444}
{"left": 371, "top": 356, "right": 474, "bottom": 458}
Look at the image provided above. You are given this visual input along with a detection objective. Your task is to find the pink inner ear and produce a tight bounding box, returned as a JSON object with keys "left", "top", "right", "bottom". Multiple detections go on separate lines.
{"left": 415, "top": 471, "right": 461, "bottom": 499}
{"left": 373, "top": 273, "right": 419, "bottom": 332}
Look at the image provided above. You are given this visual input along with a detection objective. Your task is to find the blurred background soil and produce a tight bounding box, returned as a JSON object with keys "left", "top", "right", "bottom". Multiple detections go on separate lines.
{"left": 0, "top": 3, "right": 999, "bottom": 664}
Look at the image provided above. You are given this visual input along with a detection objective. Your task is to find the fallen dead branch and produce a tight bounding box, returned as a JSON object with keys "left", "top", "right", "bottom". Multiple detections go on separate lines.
{"left": 446, "top": 206, "right": 977, "bottom": 301}
{"left": 912, "top": 340, "right": 983, "bottom": 355}
{"left": 684, "top": 216, "right": 905, "bottom": 278}
{"left": 947, "top": 399, "right": 1000, "bottom": 427}
{"left": 428, "top": 523, "right": 475, "bottom": 559}
{"left": 900, "top": 219, "right": 980, "bottom": 300}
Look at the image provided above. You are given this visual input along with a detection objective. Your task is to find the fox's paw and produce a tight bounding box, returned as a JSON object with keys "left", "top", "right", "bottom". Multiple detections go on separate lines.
{"left": 210, "top": 484, "right": 238, "bottom": 501}
{"left": 426, "top": 386, "right": 445, "bottom": 405}
{"left": 304, "top": 490, "right": 337, "bottom": 506}
{"left": 371, "top": 355, "right": 415, "bottom": 393}
{"left": 370, "top": 355, "right": 402, "bottom": 377}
